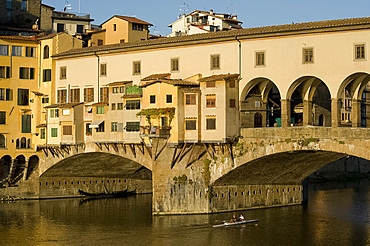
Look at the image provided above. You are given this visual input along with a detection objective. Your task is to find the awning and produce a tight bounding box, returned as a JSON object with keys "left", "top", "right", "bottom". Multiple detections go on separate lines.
{"left": 89, "top": 120, "right": 104, "bottom": 128}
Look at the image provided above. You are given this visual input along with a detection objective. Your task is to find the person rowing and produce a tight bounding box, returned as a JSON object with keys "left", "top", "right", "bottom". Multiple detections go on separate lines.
{"left": 230, "top": 214, "right": 237, "bottom": 223}
{"left": 239, "top": 214, "right": 245, "bottom": 221}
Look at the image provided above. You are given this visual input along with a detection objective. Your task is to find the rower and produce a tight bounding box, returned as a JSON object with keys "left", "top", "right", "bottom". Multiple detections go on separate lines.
{"left": 239, "top": 214, "right": 245, "bottom": 221}
{"left": 230, "top": 214, "right": 237, "bottom": 223}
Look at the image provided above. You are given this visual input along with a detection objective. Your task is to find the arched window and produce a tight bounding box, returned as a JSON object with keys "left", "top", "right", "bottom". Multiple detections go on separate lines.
{"left": 0, "top": 134, "right": 5, "bottom": 148}
{"left": 254, "top": 113, "right": 263, "bottom": 128}
{"left": 43, "top": 45, "right": 49, "bottom": 59}
{"left": 16, "top": 139, "right": 20, "bottom": 149}
{"left": 27, "top": 138, "right": 31, "bottom": 149}
{"left": 319, "top": 114, "right": 324, "bottom": 126}
{"left": 20, "top": 137, "right": 26, "bottom": 149}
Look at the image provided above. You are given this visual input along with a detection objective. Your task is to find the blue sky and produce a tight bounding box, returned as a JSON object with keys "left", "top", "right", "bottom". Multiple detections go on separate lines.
{"left": 42, "top": 0, "right": 370, "bottom": 36}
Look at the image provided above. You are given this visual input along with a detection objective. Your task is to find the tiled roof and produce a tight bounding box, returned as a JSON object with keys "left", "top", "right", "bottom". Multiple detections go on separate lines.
{"left": 101, "top": 15, "right": 153, "bottom": 27}
{"left": 91, "top": 102, "right": 109, "bottom": 106}
{"left": 141, "top": 79, "right": 199, "bottom": 87}
{"left": 199, "top": 73, "right": 239, "bottom": 82}
{"left": 194, "top": 10, "right": 242, "bottom": 23}
{"left": 141, "top": 73, "right": 171, "bottom": 81}
{"left": 122, "top": 94, "right": 142, "bottom": 98}
{"left": 44, "top": 102, "right": 83, "bottom": 108}
{"left": 36, "top": 31, "right": 67, "bottom": 40}
{"left": 107, "top": 81, "right": 133, "bottom": 86}
{"left": 0, "top": 35, "right": 37, "bottom": 41}
{"left": 54, "top": 16, "right": 370, "bottom": 58}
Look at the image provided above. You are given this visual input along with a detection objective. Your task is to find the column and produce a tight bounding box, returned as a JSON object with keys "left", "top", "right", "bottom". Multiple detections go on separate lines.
{"left": 331, "top": 98, "right": 341, "bottom": 128}
{"left": 303, "top": 100, "right": 313, "bottom": 126}
{"left": 23, "top": 158, "right": 29, "bottom": 181}
{"left": 280, "top": 99, "right": 291, "bottom": 128}
{"left": 351, "top": 99, "right": 361, "bottom": 127}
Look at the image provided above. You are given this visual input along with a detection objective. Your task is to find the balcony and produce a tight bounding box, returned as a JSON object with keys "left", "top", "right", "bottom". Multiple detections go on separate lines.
{"left": 140, "top": 126, "right": 171, "bottom": 138}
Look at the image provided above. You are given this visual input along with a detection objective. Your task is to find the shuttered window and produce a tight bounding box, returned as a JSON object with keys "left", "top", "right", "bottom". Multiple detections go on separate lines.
{"left": 126, "top": 122, "right": 140, "bottom": 132}
{"left": 43, "top": 69, "right": 51, "bottom": 82}
{"left": 63, "top": 125, "right": 72, "bottom": 135}
{"left": 21, "top": 115, "right": 31, "bottom": 133}
{"left": 0, "top": 111, "right": 5, "bottom": 124}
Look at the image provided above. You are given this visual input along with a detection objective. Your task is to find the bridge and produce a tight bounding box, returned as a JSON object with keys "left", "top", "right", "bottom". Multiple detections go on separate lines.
{"left": 1, "top": 126, "right": 368, "bottom": 215}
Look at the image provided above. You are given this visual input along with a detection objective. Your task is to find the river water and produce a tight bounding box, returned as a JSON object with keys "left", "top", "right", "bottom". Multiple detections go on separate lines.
{"left": 0, "top": 179, "right": 369, "bottom": 246}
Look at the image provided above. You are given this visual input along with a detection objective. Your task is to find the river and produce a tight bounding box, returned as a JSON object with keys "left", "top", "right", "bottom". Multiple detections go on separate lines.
{"left": 0, "top": 179, "right": 369, "bottom": 246}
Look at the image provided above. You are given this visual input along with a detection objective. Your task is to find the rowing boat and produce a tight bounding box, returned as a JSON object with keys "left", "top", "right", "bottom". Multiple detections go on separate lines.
{"left": 213, "top": 219, "right": 259, "bottom": 228}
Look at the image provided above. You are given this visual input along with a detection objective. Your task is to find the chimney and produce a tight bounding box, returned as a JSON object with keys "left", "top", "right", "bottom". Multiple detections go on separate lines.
{"left": 210, "top": 9, "right": 214, "bottom": 15}
{"left": 232, "top": 15, "right": 237, "bottom": 20}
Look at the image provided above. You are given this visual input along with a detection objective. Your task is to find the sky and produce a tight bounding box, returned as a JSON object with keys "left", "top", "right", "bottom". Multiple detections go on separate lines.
{"left": 42, "top": 0, "right": 370, "bottom": 36}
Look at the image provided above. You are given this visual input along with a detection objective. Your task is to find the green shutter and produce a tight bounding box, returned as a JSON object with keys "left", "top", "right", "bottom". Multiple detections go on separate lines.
{"left": 22, "top": 115, "right": 31, "bottom": 133}
{"left": 30, "top": 68, "right": 34, "bottom": 79}
{"left": 6, "top": 66, "right": 11, "bottom": 78}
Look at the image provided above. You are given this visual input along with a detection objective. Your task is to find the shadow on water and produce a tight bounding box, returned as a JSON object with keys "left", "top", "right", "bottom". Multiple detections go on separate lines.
{"left": 0, "top": 179, "right": 369, "bottom": 246}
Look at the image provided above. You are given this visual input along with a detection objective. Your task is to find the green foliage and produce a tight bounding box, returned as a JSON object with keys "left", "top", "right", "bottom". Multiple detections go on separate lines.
{"left": 136, "top": 107, "right": 176, "bottom": 126}
{"left": 339, "top": 141, "right": 345, "bottom": 145}
{"left": 208, "top": 185, "right": 214, "bottom": 199}
{"left": 303, "top": 138, "right": 319, "bottom": 146}
{"left": 173, "top": 174, "right": 188, "bottom": 185}
{"left": 285, "top": 138, "right": 291, "bottom": 143}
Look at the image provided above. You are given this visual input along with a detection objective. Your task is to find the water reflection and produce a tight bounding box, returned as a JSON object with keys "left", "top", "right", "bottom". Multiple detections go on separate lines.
{"left": 0, "top": 179, "right": 369, "bottom": 246}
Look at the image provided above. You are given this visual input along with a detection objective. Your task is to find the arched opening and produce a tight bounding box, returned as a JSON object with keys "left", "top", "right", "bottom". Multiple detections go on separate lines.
{"left": 20, "top": 137, "right": 26, "bottom": 149}
{"left": 14, "top": 155, "right": 26, "bottom": 181}
{"left": 43, "top": 45, "right": 49, "bottom": 59}
{"left": 16, "top": 139, "right": 20, "bottom": 149}
{"left": 337, "top": 73, "right": 370, "bottom": 127}
{"left": 27, "top": 138, "right": 31, "bottom": 149}
{"left": 26, "top": 155, "right": 39, "bottom": 180}
{"left": 254, "top": 113, "right": 263, "bottom": 127}
{"left": 0, "top": 155, "right": 11, "bottom": 182}
{"left": 0, "top": 134, "right": 5, "bottom": 148}
{"left": 240, "top": 78, "right": 281, "bottom": 128}
{"left": 318, "top": 114, "right": 324, "bottom": 126}
{"left": 287, "top": 77, "right": 331, "bottom": 126}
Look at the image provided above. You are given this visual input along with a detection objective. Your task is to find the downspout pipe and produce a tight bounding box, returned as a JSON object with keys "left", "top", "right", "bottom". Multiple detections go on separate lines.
{"left": 94, "top": 51, "right": 100, "bottom": 102}
{"left": 235, "top": 36, "right": 242, "bottom": 139}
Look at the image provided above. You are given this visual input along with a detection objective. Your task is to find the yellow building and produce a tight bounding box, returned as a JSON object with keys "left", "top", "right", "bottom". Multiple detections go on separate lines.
{"left": 89, "top": 15, "right": 153, "bottom": 46}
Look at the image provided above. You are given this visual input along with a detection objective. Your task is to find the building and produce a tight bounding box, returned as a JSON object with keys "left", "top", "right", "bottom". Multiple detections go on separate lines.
{"left": 89, "top": 15, "right": 153, "bottom": 46}
{"left": 167, "top": 9, "right": 242, "bottom": 37}
{"left": 0, "top": 0, "right": 41, "bottom": 29}
{"left": 51, "top": 11, "right": 93, "bottom": 36}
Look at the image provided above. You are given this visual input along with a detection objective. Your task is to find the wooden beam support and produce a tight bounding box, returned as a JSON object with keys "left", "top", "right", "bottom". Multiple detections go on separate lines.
{"left": 203, "top": 143, "right": 213, "bottom": 159}
{"left": 170, "top": 147, "right": 178, "bottom": 169}
{"left": 129, "top": 144, "right": 136, "bottom": 158}
{"left": 95, "top": 143, "right": 102, "bottom": 150}
{"left": 154, "top": 139, "right": 168, "bottom": 161}
{"left": 186, "top": 143, "right": 196, "bottom": 167}
{"left": 112, "top": 143, "right": 118, "bottom": 152}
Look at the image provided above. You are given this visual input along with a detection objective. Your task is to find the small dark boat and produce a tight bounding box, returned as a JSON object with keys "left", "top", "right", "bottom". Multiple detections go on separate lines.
{"left": 78, "top": 189, "right": 133, "bottom": 198}
{"left": 213, "top": 219, "right": 259, "bottom": 228}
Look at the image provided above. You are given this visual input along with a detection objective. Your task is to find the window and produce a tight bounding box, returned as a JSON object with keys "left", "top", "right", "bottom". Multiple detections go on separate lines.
{"left": 229, "top": 79, "right": 235, "bottom": 88}
{"left": 171, "top": 58, "right": 179, "bottom": 72}
{"left": 111, "top": 103, "right": 116, "bottom": 110}
{"left": 120, "top": 87, "right": 125, "bottom": 93}
{"left": 126, "top": 100, "right": 140, "bottom": 110}
{"left": 100, "top": 63, "right": 107, "bottom": 76}
{"left": 206, "top": 118, "right": 216, "bottom": 130}
{"left": 206, "top": 80, "right": 215, "bottom": 88}
{"left": 6, "top": 89, "right": 12, "bottom": 101}
{"left": 69, "top": 88, "right": 80, "bottom": 103}
{"left": 43, "top": 45, "right": 49, "bottom": 59}
{"left": 113, "top": 24, "right": 117, "bottom": 31}
{"left": 96, "top": 122, "right": 105, "bottom": 132}
{"left": 57, "top": 23, "right": 65, "bottom": 33}
{"left": 21, "top": 0, "right": 27, "bottom": 10}
{"left": 166, "top": 94, "right": 173, "bottom": 103}
{"left": 150, "top": 95, "right": 156, "bottom": 104}
{"left": 84, "top": 88, "right": 94, "bottom": 102}
{"left": 126, "top": 122, "right": 140, "bottom": 132}
{"left": 186, "top": 94, "right": 196, "bottom": 105}
{"left": 0, "top": 66, "right": 11, "bottom": 78}
{"left": 42, "top": 97, "right": 49, "bottom": 104}
{"left": 210, "top": 54, "right": 220, "bottom": 70}
{"left": 111, "top": 122, "right": 118, "bottom": 132}
{"left": 51, "top": 128, "right": 58, "bottom": 137}
{"left": 117, "top": 103, "right": 124, "bottom": 110}
{"left": 97, "top": 39, "right": 103, "bottom": 46}
{"left": 133, "top": 61, "right": 141, "bottom": 75}
{"left": 256, "top": 51, "right": 265, "bottom": 66}
{"left": 185, "top": 120, "right": 196, "bottom": 130}
{"left": 112, "top": 87, "right": 120, "bottom": 93}
{"left": 132, "top": 23, "right": 144, "bottom": 31}
{"left": 43, "top": 69, "right": 51, "bottom": 82}
{"left": 60, "top": 67, "right": 66, "bottom": 79}
{"left": 19, "top": 67, "right": 34, "bottom": 79}
{"left": 0, "top": 89, "right": 4, "bottom": 100}
{"left": 0, "top": 111, "right": 5, "bottom": 124}
{"left": 120, "top": 39, "right": 125, "bottom": 43}
{"left": 97, "top": 106, "right": 105, "bottom": 114}
{"left": 62, "top": 109, "right": 70, "bottom": 115}
{"left": 206, "top": 95, "right": 216, "bottom": 108}
{"left": 57, "top": 89, "right": 67, "bottom": 103}
{"left": 12, "top": 46, "right": 22, "bottom": 56}
{"left": 63, "top": 125, "right": 72, "bottom": 135}
{"left": 355, "top": 44, "right": 365, "bottom": 60}
{"left": 0, "top": 134, "right": 5, "bottom": 148}
{"left": 100, "top": 87, "right": 109, "bottom": 102}
{"left": 50, "top": 109, "right": 59, "bottom": 118}
{"left": 6, "top": 10, "right": 11, "bottom": 22}
{"left": 302, "top": 47, "right": 314, "bottom": 64}
{"left": 21, "top": 115, "right": 31, "bottom": 133}
{"left": 230, "top": 99, "right": 236, "bottom": 108}
{"left": 25, "top": 47, "right": 36, "bottom": 57}
{"left": 86, "top": 123, "right": 92, "bottom": 135}
{"left": 40, "top": 129, "right": 45, "bottom": 139}
{"left": 0, "top": 45, "right": 9, "bottom": 56}
{"left": 77, "top": 25, "right": 84, "bottom": 34}
{"left": 17, "top": 89, "right": 29, "bottom": 105}
{"left": 6, "top": 0, "right": 11, "bottom": 9}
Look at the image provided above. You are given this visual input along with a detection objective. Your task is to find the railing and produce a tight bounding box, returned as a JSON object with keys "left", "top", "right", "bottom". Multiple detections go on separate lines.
{"left": 140, "top": 126, "right": 171, "bottom": 138}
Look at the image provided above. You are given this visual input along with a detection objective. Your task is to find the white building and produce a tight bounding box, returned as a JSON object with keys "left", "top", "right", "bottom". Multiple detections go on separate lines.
{"left": 167, "top": 9, "right": 242, "bottom": 37}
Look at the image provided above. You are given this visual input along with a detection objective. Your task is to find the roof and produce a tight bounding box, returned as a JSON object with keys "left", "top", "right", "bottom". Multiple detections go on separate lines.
{"left": 122, "top": 94, "right": 142, "bottom": 99}
{"left": 107, "top": 81, "right": 133, "bottom": 86}
{"left": 141, "top": 73, "right": 171, "bottom": 81}
{"left": 0, "top": 35, "right": 37, "bottom": 41}
{"left": 91, "top": 102, "right": 109, "bottom": 106}
{"left": 44, "top": 102, "right": 83, "bottom": 108}
{"left": 100, "top": 15, "right": 153, "bottom": 27}
{"left": 54, "top": 16, "right": 370, "bottom": 58}
{"left": 36, "top": 31, "right": 67, "bottom": 40}
{"left": 193, "top": 10, "right": 242, "bottom": 24}
{"left": 141, "top": 79, "right": 199, "bottom": 87}
{"left": 199, "top": 73, "right": 239, "bottom": 82}
{"left": 52, "top": 11, "right": 94, "bottom": 21}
